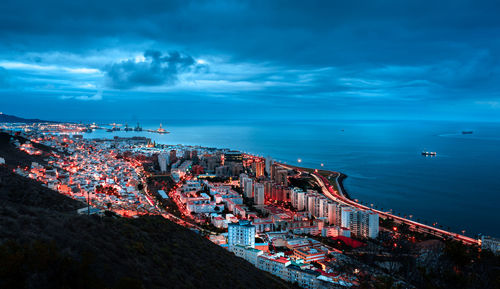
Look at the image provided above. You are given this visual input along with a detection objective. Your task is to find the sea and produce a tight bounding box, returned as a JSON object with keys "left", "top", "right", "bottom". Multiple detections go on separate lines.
{"left": 83, "top": 119, "right": 500, "bottom": 238}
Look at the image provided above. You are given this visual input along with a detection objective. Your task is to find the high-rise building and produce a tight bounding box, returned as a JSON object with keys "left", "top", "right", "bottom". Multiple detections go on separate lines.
{"left": 264, "top": 181, "right": 273, "bottom": 201}
{"left": 239, "top": 173, "right": 248, "bottom": 186}
{"left": 307, "top": 194, "right": 316, "bottom": 217}
{"left": 265, "top": 156, "right": 273, "bottom": 175}
{"left": 253, "top": 161, "right": 265, "bottom": 178}
{"left": 341, "top": 207, "right": 379, "bottom": 238}
{"left": 254, "top": 183, "right": 265, "bottom": 205}
{"left": 327, "top": 202, "right": 342, "bottom": 225}
{"left": 291, "top": 187, "right": 306, "bottom": 211}
{"left": 228, "top": 220, "right": 256, "bottom": 251}
{"left": 243, "top": 178, "right": 253, "bottom": 198}
{"left": 169, "top": 150, "right": 177, "bottom": 164}
{"left": 364, "top": 212, "right": 379, "bottom": 239}
{"left": 158, "top": 152, "right": 169, "bottom": 172}
{"left": 318, "top": 198, "right": 329, "bottom": 218}
{"left": 274, "top": 168, "right": 288, "bottom": 186}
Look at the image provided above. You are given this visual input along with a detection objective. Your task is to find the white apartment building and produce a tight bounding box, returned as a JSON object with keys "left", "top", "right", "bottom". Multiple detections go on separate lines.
{"left": 228, "top": 220, "right": 256, "bottom": 251}
{"left": 254, "top": 182, "right": 265, "bottom": 205}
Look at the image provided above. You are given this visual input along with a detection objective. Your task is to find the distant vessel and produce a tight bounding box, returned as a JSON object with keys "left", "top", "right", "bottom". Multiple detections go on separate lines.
{"left": 124, "top": 123, "right": 133, "bottom": 131}
{"left": 156, "top": 123, "right": 168, "bottom": 134}
{"left": 146, "top": 123, "right": 169, "bottom": 134}
{"left": 462, "top": 131, "right": 473, "bottom": 134}
{"left": 107, "top": 123, "right": 121, "bottom": 132}
{"left": 134, "top": 122, "right": 142, "bottom": 132}
{"left": 421, "top": 151, "right": 437, "bottom": 156}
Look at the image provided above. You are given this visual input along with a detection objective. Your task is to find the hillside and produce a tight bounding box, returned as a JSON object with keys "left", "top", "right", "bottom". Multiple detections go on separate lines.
{"left": 0, "top": 136, "right": 293, "bottom": 289}
{"left": 0, "top": 132, "right": 55, "bottom": 169}
{"left": 0, "top": 112, "right": 58, "bottom": 123}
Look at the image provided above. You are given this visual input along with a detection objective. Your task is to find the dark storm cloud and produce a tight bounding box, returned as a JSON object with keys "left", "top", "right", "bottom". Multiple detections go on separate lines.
{"left": 1, "top": 0, "right": 500, "bottom": 120}
{"left": 104, "top": 50, "right": 196, "bottom": 89}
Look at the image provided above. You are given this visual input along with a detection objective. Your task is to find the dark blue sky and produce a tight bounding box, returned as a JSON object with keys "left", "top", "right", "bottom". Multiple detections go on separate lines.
{"left": 1, "top": 0, "right": 499, "bottom": 122}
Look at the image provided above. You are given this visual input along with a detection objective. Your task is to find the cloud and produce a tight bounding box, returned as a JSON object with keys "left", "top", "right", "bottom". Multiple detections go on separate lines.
{"left": 0, "top": 66, "right": 9, "bottom": 88}
{"left": 104, "top": 50, "right": 196, "bottom": 89}
{"left": 60, "top": 90, "right": 102, "bottom": 101}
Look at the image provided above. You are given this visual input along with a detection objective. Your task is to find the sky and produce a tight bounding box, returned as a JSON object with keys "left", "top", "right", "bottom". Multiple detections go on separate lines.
{"left": 0, "top": 0, "right": 499, "bottom": 122}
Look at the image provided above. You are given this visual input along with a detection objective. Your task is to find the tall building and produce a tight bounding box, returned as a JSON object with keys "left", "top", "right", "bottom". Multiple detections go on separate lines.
{"left": 307, "top": 194, "right": 316, "bottom": 217}
{"left": 318, "top": 198, "right": 329, "bottom": 218}
{"left": 327, "top": 202, "right": 342, "bottom": 225}
{"left": 254, "top": 183, "right": 265, "bottom": 205}
{"left": 239, "top": 173, "right": 248, "bottom": 186}
{"left": 158, "top": 152, "right": 169, "bottom": 172}
{"left": 264, "top": 181, "right": 273, "bottom": 200}
{"left": 341, "top": 207, "right": 379, "bottom": 239}
{"left": 274, "top": 168, "right": 288, "bottom": 186}
{"left": 169, "top": 149, "right": 177, "bottom": 164}
{"left": 291, "top": 187, "right": 306, "bottom": 211}
{"left": 363, "top": 212, "right": 379, "bottom": 239}
{"left": 243, "top": 178, "right": 253, "bottom": 198}
{"left": 253, "top": 161, "right": 265, "bottom": 178}
{"left": 228, "top": 220, "right": 256, "bottom": 251}
{"left": 265, "top": 156, "right": 273, "bottom": 175}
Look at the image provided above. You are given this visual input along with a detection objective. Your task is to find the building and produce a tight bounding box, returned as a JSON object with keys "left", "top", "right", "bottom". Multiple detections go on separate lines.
{"left": 265, "top": 156, "right": 273, "bottom": 175}
{"left": 481, "top": 236, "right": 500, "bottom": 255}
{"left": 341, "top": 207, "right": 379, "bottom": 239}
{"left": 253, "top": 161, "right": 265, "bottom": 178}
{"left": 254, "top": 183, "right": 265, "bottom": 205}
{"left": 291, "top": 187, "right": 306, "bottom": 211}
{"left": 232, "top": 244, "right": 263, "bottom": 266}
{"left": 284, "top": 265, "right": 321, "bottom": 289}
{"left": 274, "top": 168, "right": 288, "bottom": 186}
{"left": 169, "top": 149, "right": 177, "bottom": 164}
{"left": 243, "top": 178, "right": 253, "bottom": 198}
{"left": 228, "top": 220, "right": 256, "bottom": 251}
{"left": 327, "top": 202, "right": 342, "bottom": 225}
{"left": 224, "top": 151, "right": 243, "bottom": 164}
{"left": 257, "top": 255, "right": 291, "bottom": 279}
{"left": 157, "top": 152, "right": 169, "bottom": 172}
{"left": 293, "top": 247, "right": 326, "bottom": 263}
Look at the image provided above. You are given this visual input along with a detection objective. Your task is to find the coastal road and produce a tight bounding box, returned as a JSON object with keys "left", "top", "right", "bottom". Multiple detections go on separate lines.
{"left": 277, "top": 163, "right": 479, "bottom": 246}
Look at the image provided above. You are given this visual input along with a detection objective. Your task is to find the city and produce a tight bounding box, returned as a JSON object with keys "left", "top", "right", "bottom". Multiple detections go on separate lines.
{"left": 1, "top": 0, "right": 500, "bottom": 288}
{"left": 1, "top": 121, "right": 498, "bottom": 288}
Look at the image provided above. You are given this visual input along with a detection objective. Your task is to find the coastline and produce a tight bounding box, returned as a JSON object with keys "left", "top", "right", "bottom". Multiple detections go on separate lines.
{"left": 336, "top": 172, "right": 351, "bottom": 200}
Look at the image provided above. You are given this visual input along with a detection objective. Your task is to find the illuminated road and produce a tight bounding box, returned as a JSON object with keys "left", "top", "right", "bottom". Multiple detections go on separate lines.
{"left": 277, "top": 163, "right": 479, "bottom": 246}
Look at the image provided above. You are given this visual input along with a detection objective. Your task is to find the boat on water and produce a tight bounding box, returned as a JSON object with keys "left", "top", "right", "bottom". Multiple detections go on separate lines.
{"left": 462, "top": 131, "right": 473, "bottom": 134}
{"left": 146, "top": 123, "right": 169, "bottom": 134}
{"left": 134, "top": 122, "right": 142, "bottom": 131}
{"left": 156, "top": 123, "right": 168, "bottom": 134}
{"left": 421, "top": 151, "right": 437, "bottom": 156}
{"left": 124, "top": 123, "right": 133, "bottom": 131}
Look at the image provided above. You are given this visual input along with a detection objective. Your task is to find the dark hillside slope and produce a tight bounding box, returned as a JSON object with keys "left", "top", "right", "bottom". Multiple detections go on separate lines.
{"left": 0, "top": 166, "right": 291, "bottom": 289}
{"left": 0, "top": 131, "right": 54, "bottom": 169}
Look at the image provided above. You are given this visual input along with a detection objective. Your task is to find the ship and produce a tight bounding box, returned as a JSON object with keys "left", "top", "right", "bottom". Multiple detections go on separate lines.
{"left": 462, "top": 131, "right": 473, "bottom": 134}
{"left": 124, "top": 123, "right": 133, "bottom": 131}
{"left": 134, "top": 122, "right": 142, "bottom": 131}
{"left": 107, "top": 123, "right": 121, "bottom": 132}
{"left": 421, "top": 151, "right": 437, "bottom": 156}
{"left": 146, "top": 123, "right": 169, "bottom": 134}
{"left": 156, "top": 123, "right": 168, "bottom": 134}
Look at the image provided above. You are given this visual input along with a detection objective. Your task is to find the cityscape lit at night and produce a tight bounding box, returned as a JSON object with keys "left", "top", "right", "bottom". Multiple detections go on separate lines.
{"left": 1, "top": 1, "right": 500, "bottom": 288}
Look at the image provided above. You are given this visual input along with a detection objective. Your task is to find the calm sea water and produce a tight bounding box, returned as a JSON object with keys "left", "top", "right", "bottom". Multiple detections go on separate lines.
{"left": 84, "top": 119, "right": 500, "bottom": 237}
